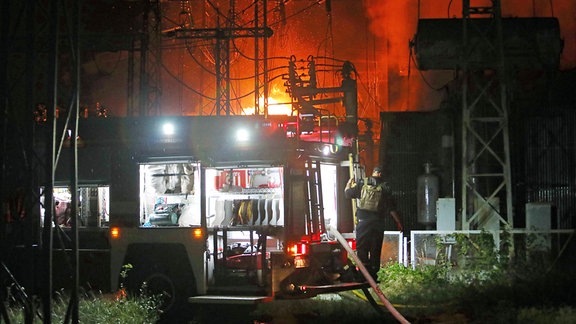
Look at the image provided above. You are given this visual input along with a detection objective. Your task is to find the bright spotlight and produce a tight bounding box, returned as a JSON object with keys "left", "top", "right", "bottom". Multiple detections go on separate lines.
{"left": 322, "top": 145, "right": 331, "bottom": 155}
{"left": 236, "top": 128, "right": 250, "bottom": 142}
{"left": 162, "top": 122, "right": 175, "bottom": 136}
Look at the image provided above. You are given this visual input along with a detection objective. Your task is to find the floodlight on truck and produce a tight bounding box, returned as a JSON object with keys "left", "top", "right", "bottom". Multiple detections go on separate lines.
{"left": 162, "top": 122, "right": 176, "bottom": 136}
{"left": 235, "top": 128, "right": 250, "bottom": 142}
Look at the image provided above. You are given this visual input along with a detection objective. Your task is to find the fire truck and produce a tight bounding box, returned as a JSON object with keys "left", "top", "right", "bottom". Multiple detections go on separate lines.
{"left": 40, "top": 112, "right": 368, "bottom": 317}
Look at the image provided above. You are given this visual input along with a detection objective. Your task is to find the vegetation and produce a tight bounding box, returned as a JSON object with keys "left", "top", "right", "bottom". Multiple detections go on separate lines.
{"left": 5, "top": 292, "right": 161, "bottom": 324}
{"left": 255, "top": 230, "right": 576, "bottom": 323}
{"left": 372, "top": 231, "right": 575, "bottom": 322}
{"left": 4, "top": 233, "right": 575, "bottom": 323}
{"left": 4, "top": 264, "right": 161, "bottom": 324}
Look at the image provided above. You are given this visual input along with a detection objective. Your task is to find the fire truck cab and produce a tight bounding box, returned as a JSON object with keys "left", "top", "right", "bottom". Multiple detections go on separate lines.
{"left": 48, "top": 114, "right": 364, "bottom": 315}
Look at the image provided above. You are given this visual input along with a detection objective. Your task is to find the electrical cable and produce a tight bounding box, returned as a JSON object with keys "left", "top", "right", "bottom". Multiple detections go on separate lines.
{"left": 148, "top": 41, "right": 233, "bottom": 102}
{"left": 161, "top": 61, "right": 216, "bottom": 100}
{"left": 205, "top": 0, "right": 241, "bottom": 28}
{"left": 185, "top": 40, "right": 217, "bottom": 75}
{"left": 159, "top": 1, "right": 353, "bottom": 114}
{"left": 315, "top": 8, "right": 336, "bottom": 93}
{"left": 90, "top": 51, "right": 122, "bottom": 76}
{"left": 229, "top": 83, "right": 243, "bottom": 115}
{"left": 355, "top": 71, "right": 385, "bottom": 117}
{"left": 233, "top": 0, "right": 260, "bottom": 27}
{"left": 226, "top": 71, "right": 290, "bottom": 104}
{"left": 308, "top": 56, "right": 349, "bottom": 64}
{"left": 409, "top": 47, "right": 453, "bottom": 92}
{"left": 268, "top": 0, "right": 323, "bottom": 27}
{"left": 160, "top": 44, "right": 292, "bottom": 103}
{"left": 230, "top": 38, "right": 291, "bottom": 63}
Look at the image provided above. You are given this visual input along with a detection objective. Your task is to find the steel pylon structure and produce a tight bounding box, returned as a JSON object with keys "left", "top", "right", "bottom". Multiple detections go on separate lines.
{"left": 460, "top": 0, "right": 513, "bottom": 230}
{"left": 140, "top": 0, "right": 162, "bottom": 117}
{"left": 164, "top": 0, "right": 272, "bottom": 116}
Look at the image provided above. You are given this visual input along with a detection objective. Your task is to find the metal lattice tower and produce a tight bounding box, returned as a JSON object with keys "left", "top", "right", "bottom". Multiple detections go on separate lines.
{"left": 141, "top": 0, "right": 162, "bottom": 116}
{"left": 460, "top": 0, "right": 513, "bottom": 230}
{"left": 165, "top": 0, "right": 272, "bottom": 116}
{"left": 254, "top": 0, "right": 269, "bottom": 116}
{"left": 215, "top": 1, "right": 233, "bottom": 116}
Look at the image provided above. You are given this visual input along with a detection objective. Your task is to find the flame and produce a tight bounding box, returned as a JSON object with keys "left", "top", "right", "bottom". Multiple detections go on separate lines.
{"left": 243, "top": 95, "right": 293, "bottom": 116}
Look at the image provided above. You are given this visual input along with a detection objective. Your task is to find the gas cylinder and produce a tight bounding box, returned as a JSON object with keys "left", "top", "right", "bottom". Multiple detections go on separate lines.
{"left": 417, "top": 162, "right": 439, "bottom": 229}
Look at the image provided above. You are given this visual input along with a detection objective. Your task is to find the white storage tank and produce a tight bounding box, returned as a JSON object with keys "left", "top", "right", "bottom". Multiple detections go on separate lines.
{"left": 417, "top": 162, "right": 439, "bottom": 229}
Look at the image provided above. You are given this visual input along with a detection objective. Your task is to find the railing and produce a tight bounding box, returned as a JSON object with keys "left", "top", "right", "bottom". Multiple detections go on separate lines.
{"left": 409, "top": 229, "right": 575, "bottom": 269}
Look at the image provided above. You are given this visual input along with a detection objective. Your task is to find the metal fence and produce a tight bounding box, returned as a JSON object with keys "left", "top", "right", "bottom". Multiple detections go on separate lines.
{"left": 408, "top": 229, "right": 575, "bottom": 269}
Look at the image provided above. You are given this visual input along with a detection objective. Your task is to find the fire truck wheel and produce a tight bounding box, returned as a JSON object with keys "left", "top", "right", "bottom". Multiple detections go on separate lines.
{"left": 142, "top": 272, "right": 177, "bottom": 311}
{"left": 122, "top": 243, "right": 197, "bottom": 320}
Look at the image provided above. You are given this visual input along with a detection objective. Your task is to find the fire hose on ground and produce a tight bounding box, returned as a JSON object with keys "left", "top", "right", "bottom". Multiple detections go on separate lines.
{"left": 327, "top": 225, "right": 410, "bottom": 324}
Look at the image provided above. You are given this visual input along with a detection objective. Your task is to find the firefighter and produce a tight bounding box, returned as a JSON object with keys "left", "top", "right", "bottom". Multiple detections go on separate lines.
{"left": 344, "top": 166, "right": 403, "bottom": 281}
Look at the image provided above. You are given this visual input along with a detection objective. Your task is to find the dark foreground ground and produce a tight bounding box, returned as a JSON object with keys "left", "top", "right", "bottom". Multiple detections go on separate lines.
{"left": 161, "top": 286, "right": 576, "bottom": 324}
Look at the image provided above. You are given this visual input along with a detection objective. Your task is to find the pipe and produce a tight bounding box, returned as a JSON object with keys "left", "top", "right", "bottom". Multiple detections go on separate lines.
{"left": 348, "top": 153, "right": 357, "bottom": 225}
{"left": 403, "top": 236, "right": 409, "bottom": 267}
{"left": 327, "top": 225, "right": 410, "bottom": 324}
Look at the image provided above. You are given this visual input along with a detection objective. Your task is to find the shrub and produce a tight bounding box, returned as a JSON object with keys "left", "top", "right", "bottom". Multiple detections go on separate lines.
{"left": 6, "top": 292, "right": 160, "bottom": 324}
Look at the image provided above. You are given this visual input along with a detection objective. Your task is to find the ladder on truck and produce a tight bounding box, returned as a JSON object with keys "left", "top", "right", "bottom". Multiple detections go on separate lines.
{"left": 304, "top": 160, "right": 325, "bottom": 241}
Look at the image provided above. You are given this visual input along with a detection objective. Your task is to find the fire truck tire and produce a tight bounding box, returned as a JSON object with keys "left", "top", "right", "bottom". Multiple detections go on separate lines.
{"left": 142, "top": 272, "right": 177, "bottom": 311}
{"left": 122, "top": 243, "right": 197, "bottom": 319}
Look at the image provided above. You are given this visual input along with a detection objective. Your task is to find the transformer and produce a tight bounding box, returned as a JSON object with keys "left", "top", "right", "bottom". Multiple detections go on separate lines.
{"left": 413, "top": 18, "right": 562, "bottom": 70}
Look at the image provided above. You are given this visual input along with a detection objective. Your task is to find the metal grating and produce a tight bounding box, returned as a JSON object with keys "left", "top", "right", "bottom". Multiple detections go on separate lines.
{"left": 379, "top": 111, "right": 453, "bottom": 231}
{"left": 381, "top": 107, "right": 576, "bottom": 232}
{"left": 517, "top": 110, "right": 576, "bottom": 229}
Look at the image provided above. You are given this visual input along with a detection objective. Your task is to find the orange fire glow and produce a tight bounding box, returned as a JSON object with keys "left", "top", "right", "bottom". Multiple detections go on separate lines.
{"left": 243, "top": 95, "right": 294, "bottom": 116}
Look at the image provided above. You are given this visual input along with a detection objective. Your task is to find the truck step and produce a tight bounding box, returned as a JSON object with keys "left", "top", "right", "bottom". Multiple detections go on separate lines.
{"left": 188, "top": 295, "right": 274, "bottom": 305}
{"left": 295, "top": 282, "right": 370, "bottom": 296}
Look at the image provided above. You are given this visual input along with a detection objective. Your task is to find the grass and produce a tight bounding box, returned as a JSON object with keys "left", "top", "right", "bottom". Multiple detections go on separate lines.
{"left": 5, "top": 233, "right": 575, "bottom": 323}
{"left": 4, "top": 264, "right": 574, "bottom": 323}
{"left": 252, "top": 292, "right": 394, "bottom": 324}
{"left": 250, "top": 263, "right": 576, "bottom": 323}
{"left": 5, "top": 289, "right": 160, "bottom": 324}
